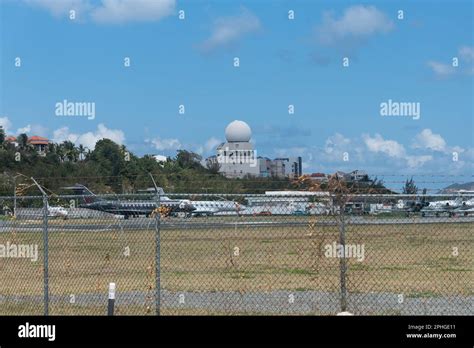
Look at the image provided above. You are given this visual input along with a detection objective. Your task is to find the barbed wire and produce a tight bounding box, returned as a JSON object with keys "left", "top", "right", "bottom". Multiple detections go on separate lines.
{"left": 4, "top": 192, "right": 474, "bottom": 200}
{"left": 2, "top": 173, "right": 473, "bottom": 180}
{"left": 3, "top": 179, "right": 472, "bottom": 185}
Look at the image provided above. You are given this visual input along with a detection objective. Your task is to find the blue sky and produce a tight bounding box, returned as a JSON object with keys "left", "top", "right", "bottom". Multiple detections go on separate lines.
{"left": 1, "top": 0, "right": 473, "bottom": 189}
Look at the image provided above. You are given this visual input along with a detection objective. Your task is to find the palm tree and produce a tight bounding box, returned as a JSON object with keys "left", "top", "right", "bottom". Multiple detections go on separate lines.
{"left": 78, "top": 144, "right": 88, "bottom": 161}
{"left": 17, "top": 133, "right": 28, "bottom": 150}
{"left": 62, "top": 141, "right": 79, "bottom": 162}
{"left": 56, "top": 144, "right": 66, "bottom": 162}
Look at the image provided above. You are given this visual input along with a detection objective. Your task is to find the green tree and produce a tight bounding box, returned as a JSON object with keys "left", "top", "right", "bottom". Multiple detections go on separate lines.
{"left": 77, "top": 144, "right": 87, "bottom": 161}
{"left": 56, "top": 145, "right": 66, "bottom": 162}
{"left": 403, "top": 177, "right": 418, "bottom": 194}
{"left": 0, "top": 126, "right": 5, "bottom": 145}
{"left": 206, "top": 159, "right": 221, "bottom": 174}
{"left": 62, "top": 141, "right": 79, "bottom": 162}
{"left": 176, "top": 150, "right": 202, "bottom": 169}
{"left": 17, "top": 133, "right": 28, "bottom": 150}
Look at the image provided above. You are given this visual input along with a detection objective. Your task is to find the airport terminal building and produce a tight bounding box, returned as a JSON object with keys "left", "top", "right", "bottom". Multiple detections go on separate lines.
{"left": 206, "top": 120, "right": 302, "bottom": 179}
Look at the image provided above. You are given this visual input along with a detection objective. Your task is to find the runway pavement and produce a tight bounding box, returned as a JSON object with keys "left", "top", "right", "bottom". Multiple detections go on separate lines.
{"left": 1, "top": 289, "right": 472, "bottom": 315}
{"left": 1, "top": 215, "right": 473, "bottom": 233}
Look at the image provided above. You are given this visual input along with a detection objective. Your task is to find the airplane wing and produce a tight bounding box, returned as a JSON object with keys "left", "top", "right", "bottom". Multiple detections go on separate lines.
{"left": 193, "top": 208, "right": 219, "bottom": 214}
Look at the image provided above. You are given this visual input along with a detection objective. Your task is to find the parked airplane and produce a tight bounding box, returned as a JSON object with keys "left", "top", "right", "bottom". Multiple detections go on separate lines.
{"left": 401, "top": 191, "right": 429, "bottom": 215}
{"left": 63, "top": 184, "right": 195, "bottom": 218}
{"left": 186, "top": 198, "right": 245, "bottom": 216}
{"left": 421, "top": 196, "right": 472, "bottom": 217}
{"left": 30, "top": 177, "right": 68, "bottom": 218}
{"left": 47, "top": 202, "right": 68, "bottom": 218}
{"left": 145, "top": 173, "right": 245, "bottom": 217}
{"left": 452, "top": 198, "right": 474, "bottom": 216}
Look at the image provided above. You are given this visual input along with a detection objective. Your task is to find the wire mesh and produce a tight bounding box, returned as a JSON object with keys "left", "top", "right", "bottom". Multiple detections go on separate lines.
{"left": 0, "top": 193, "right": 472, "bottom": 315}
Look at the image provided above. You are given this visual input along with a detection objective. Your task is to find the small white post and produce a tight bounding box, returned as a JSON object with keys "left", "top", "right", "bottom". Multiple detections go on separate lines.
{"left": 108, "top": 282, "right": 116, "bottom": 316}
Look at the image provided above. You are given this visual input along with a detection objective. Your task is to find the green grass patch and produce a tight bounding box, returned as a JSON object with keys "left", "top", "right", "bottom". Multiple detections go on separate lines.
{"left": 407, "top": 291, "right": 439, "bottom": 298}
{"left": 440, "top": 268, "right": 471, "bottom": 272}
{"left": 379, "top": 265, "right": 409, "bottom": 271}
{"left": 282, "top": 268, "right": 314, "bottom": 276}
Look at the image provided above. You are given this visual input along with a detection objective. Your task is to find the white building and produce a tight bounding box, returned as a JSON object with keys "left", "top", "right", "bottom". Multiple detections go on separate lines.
{"left": 207, "top": 120, "right": 302, "bottom": 179}
{"left": 209, "top": 120, "right": 260, "bottom": 178}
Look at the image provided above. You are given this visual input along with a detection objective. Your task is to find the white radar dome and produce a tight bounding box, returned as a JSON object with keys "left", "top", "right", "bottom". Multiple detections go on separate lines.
{"left": 225, "top": 120, "right": 252, "bottom": 142}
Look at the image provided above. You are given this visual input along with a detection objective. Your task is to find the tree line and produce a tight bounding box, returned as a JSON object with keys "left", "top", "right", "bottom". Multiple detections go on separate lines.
{"left": 0, "top": 129, "right": 294, "bottom": 196}
{"left": 0, "top": 128, "right": 394, "bottom": 196}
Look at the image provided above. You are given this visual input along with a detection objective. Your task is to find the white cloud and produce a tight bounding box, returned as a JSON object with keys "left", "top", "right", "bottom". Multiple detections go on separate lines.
{"left": 428, "top": 46, "right": 474, "bottom": 77}
{"left": 0, "top": 117, "right": 12, "bottom": 134}
{"left": 316, "top": 5, "right": 393, "bottom": 45}
{"left": 275, "top": 146, "right": 308, "bottom": 158}
{"left": 146, "top": 137, "right": 182, "bottom": 151}
{"left": 13, "top": 123, "right": 49, "bottom": 136}
{"left": 195, "top": 146, "right": 204, "bottom": 155}
{"left": 324, "top": 133, "right": 350, "bottom": 154}
{"left": 16, "top": 125, "right": 31, "bottom": 134}
{"left": 23, "top": 0, "right": 91, "bottom": 19}
{"left": 0, "top": 117, "right": 48, "bottom": 137}
{"left": 29, "top": 124, "right": 49, "bottom": 137}
{"left": 406, "top": 155, "right": 433, "bottom": 168}
{"left": 267, "top": 131, "right": 468, "bottom": 174}
{"left": 204, "top": 137, "right": 222, "bottom": 153}
{"left": 22, "top": 0, "right": 175, "bottom": 23}
{"left": 459, "top": 46, "right": 474, "bottom": 62}
{"left": 412, "top": 129, "right": 447, "bottom": 152}
{"left": 200, "top": 8, "right": 261, "bottom": 52}
{"left": 361, "top": 132, "right": 468, "bottom": 169}
{"left": 451, "top": 145, "right": 465, "bottom": 154}
{"left": 427, "top": 61, "right": 456, "bottom": 77}
{"left": 53, "top": 126, "right": 77, "bottom": 143}
{"left": 363, "top": 133, "right": 406, "bottom": 158}
{"left": 53, "top": 123, "right": 125, "bottom": 149}
{"left": 91, "top": 0, "right": 175, "bottom": 24}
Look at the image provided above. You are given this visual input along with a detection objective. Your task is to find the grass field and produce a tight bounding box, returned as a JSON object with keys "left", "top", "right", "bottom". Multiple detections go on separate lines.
{"left": 0, "top": 216, "right": 472, "bottom": 315}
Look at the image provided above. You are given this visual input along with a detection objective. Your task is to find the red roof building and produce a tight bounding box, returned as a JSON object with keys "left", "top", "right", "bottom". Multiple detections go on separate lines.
{"left": 5, "top": 135, "right": 50, "bottom": 155}
{"left": 309, "top": 172, "right": 328, "bottom": 181}
{"left": 5, "top": 135, "right": 17, "bottom": 143}
{"left": 28, "top": 136, "right": 49, "bottom": 145}
{"left": 28, "top": 136, "right": 49, "bottom": 155}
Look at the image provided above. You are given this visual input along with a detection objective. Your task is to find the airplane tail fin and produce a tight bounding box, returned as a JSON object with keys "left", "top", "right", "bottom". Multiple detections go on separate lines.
{"left": 62, "top": 184, "right": 102, "bottom": 204}
{"left": 149, "top": 173, "right": 170, "bottom": 200}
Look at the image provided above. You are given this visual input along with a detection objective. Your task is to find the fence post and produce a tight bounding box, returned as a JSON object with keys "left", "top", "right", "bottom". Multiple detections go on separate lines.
{"left": 338, "top": 209, "right": 348, "bottom": 312}
{"left": 42, "top": 195, "right": 49, "bottom": 316}
{"left": 155, "top": 194, "right": 161, "bottom": 316}
{"left": 13, "top": 176, "right": 17, "bottom": 218}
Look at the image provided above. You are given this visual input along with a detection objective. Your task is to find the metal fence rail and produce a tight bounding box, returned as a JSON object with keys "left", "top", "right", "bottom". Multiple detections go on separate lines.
{"left": 0, "top": 193, "right": 472, "bottom": 315}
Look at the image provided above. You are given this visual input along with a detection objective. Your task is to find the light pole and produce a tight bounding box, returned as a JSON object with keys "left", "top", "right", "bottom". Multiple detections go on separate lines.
{"left": 12, "top": 173, "right": 27, "bottom": 218}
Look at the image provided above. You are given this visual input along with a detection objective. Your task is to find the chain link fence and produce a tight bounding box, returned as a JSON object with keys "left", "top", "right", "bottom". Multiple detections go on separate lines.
{"left": 0, "top": 193, "right": 472, "bottom": 315}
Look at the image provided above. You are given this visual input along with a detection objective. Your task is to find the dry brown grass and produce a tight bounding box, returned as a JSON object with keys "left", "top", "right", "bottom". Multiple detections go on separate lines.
{"left": 0, "top": 218, "right": 472, "bottom": 315}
